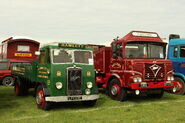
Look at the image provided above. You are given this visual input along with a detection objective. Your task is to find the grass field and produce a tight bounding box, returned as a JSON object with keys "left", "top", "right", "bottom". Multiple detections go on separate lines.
{"left": 1, "top": 86, "right": 185, "bottom": 123}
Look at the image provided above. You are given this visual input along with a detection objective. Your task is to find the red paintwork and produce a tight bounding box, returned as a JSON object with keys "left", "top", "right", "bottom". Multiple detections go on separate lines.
{"left": 94, "top": 31, "right": 177, "bottom": 92}
{"left": 94, "top": 47, "right": 112, "bottom": 73}
{"left": 0, "top": 37, "right": 40, "bottom": 82}
{"left": 0, "top": 37, "right": 40, "bottom": 61}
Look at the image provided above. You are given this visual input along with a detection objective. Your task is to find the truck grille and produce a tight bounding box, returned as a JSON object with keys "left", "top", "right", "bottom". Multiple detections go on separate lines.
{"left": 145, "top": 63, "right": 165, "bottom": 80}
{"left": 67, "top": 67, "right": 82, "bottom": 95}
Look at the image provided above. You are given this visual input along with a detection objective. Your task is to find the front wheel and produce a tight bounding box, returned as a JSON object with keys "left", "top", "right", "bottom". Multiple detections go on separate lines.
{"left": 2, "top": 76, "right": 15, "bottom": 86}
{"left": 108, "top": 79, "right": 127, "bottom": 101}
{"left": 82, "top": 100, "right": 97, "bottom": 107}
{"left": 36, "top": 85, "right": 50, "bottom": 110}
{"left": 174, "top": 77, "right": 185, "bottom": 95}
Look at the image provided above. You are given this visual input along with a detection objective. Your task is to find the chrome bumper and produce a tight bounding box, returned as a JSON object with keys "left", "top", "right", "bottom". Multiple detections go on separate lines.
{"left": 45, "top": 94, "right": 99, "bottom": 102}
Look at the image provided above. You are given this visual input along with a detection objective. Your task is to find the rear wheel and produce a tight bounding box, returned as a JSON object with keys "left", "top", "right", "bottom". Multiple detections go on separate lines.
{"left": 174, "top": 77, "right": 185, "bottom": 95}
{"left": 2, "top": 76, "right": 15, "bottom": 86}
{"left": 36, "top": 85, "right": 50, "bottom": 110}
{"left": 108, "top": 79, "right": 127, "bottom": 101}
{"left": 147, "top": 89, "right": 164, "bottom": 98}
{"left": 14, "top": 78, "right": 28, "bottom": 96}
{"left": 82, "top": 100, "right": 97, "bottom": 107}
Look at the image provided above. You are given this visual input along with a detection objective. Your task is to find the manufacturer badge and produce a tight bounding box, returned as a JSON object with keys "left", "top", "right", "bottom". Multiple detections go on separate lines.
{"left": 56, "top": 71, "right": 62, "bottom": 76}
{"left": 149, "top": 64, "right": 161, "bottom": 77}
{"left": 87, "top": 71, "right": 91, "bottom": 76}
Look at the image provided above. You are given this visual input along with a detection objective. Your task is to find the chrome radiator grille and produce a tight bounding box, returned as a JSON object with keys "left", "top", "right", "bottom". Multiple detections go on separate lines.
{"left": 67, "top": 67, "right": 82, "bottom": 95}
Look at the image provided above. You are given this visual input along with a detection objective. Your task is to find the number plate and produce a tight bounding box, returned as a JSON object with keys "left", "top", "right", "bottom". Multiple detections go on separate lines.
{"left": 67, "top": 96, "right": 82, "bottom": 101}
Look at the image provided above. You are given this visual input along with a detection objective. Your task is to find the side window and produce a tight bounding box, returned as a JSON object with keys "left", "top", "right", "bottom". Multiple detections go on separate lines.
{"left": 46, "top": 49, "right": 50, "bottom": 64}
{"left": 174, "top": 47, "right": 178, "bottom": 58}
{"left": 180, "top": 46, "right": 185, "bottom": 57}
{"left": 39, "top": 51, "right": 45, "bottom": 64}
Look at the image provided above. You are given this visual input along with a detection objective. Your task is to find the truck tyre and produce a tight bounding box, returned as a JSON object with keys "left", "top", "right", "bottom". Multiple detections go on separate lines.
{"left": 174, "top": 77, "right": 185, "bottom": 95}
{"left": 147, "top": 89, "right": 164, "bottom": 98}
{"left": 108, "top": 79, "right": 127, "bottom": 101}
{"left": 14, "top": 78, "right": 28, "bottom": 96}
{"left": 2, "top": 76, "right": 15, "bottom": 86}
{"left": 36, "top": 85, "right": 50, "bottom": 110}
{"left": 82, "top": 99, "right": 97, "bottom": 107}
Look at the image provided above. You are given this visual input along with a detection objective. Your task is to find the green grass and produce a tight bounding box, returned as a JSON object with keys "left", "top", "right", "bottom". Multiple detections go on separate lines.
{"left": 1, "top": 86, "right": 185, "bottom": 123}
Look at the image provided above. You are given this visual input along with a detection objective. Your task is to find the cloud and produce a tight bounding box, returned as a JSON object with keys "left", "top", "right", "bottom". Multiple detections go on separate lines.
{"left": 0, "top": 0, "right": 184, "bottom": 45}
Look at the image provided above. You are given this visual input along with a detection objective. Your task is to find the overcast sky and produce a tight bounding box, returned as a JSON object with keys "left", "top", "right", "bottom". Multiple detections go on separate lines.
{"left": 0, "top": 0, "right": 184, "bottom": 45}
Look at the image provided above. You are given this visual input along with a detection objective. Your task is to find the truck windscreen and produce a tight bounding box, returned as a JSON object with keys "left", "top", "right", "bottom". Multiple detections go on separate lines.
{"left": 125, "top": 42, "right": 165, "bottom": 59}
{"left": 52, "top": 49, "right": 73, "bottom": 63}
{"left": 52, "top": 49, "right": 93, "bottom": 64}
{"left": 74, "top": 51, "right": 93, "bottom": 65}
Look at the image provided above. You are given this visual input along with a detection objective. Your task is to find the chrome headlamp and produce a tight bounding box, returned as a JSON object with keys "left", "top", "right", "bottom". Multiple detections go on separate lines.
{"left": 133, "top": 77, "right": 142, "bottom": 83}
{"left": 87, "top": 82, "right": 93, "bottom": 88}
{"left": 56, "top": 82, "right": 63, "bottom": 89}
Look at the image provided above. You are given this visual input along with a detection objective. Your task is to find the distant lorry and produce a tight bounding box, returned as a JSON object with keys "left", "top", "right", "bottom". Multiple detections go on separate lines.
{"left": 167, "top": 34, "right": 185, "bottom": 94}
{"left": 12, "top": 43, "right": 99, "bottom": 110}
{"left": 0, "top": 59, "right": 29, "bottom": 86}
{"left": 93, "top": 31, "right": 177, "bottom": 101}
{"left": 0, "top": 37, "right": 40, "bottom": 86}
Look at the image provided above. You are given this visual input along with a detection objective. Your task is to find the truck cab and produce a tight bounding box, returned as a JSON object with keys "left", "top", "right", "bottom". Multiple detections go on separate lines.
{"left": 13, "top": 43, "right": 99, "bottom": 110}
{"left": 94, "top": 31, "right": 177, "bottom": 101}
{"left": 168, "top": 34, "right": 185, "bottom": 94}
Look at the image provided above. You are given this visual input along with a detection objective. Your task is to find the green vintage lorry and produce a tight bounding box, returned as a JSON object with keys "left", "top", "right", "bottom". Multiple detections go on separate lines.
{"left": 12, "top": 43, "right": 99, "bottom": 110}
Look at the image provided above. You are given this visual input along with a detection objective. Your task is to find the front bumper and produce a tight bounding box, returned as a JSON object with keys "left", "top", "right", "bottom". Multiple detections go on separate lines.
{"left": 131, "top": 81, "right": 177, "bottom": 90}
{"left": 45, "top": 94, "right": 99, "bottom": 102}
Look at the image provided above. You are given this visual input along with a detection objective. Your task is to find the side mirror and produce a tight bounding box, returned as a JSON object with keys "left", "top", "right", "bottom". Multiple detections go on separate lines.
{"left": 112, "top": 53, "right": 117, "bottom": 59}
{"left": 35, "top": 51, "right": 40, "bottom": 56}
{"left": 112, "top": 43, "right": 117, "bottom": 53}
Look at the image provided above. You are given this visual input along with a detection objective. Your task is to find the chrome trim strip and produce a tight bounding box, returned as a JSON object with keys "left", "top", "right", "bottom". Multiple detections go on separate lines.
{"left": 45, "top": 94, "right": 99, "bottom": 102}
{"left": 111, "top": 70, "right": 142, "bottom": 75}
{"left": 167, "top": 70, "right": 174, "bottom": 74}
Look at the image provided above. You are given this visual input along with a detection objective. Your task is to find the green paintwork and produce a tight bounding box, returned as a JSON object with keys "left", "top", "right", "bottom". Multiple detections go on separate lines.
{"left": 12, "top": 43, "right": 98, "bottom": 98}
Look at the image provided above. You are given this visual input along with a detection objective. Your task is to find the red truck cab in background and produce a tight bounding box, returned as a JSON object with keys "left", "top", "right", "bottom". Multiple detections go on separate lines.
{"left": 94, "top": 31, "right": 177, "bottom": 101}
{"left": 0, "top": 37, "right": 40, "bottom": 86}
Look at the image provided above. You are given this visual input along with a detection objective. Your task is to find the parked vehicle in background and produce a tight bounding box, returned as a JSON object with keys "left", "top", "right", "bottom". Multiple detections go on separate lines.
{"left": 93, "top": 31, "right": 177, "bottom": 101}
{"left": 0, "top": 37, "right": 40, "bottom": 86}
{"left": 167, "top": 34, "right": 185, "bottom": 94}
{"left": 12, "top": 43, "right": 99, "bottom": 110}
{"left": 0, "top": 59, "right": 29, "bottom": 86}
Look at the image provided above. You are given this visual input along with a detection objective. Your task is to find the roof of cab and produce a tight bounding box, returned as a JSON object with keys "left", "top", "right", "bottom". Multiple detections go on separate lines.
{"left": 169, "top": 38, "right": 185, "bottom": 46}
{"left": 2, "top": 37, "right": 40, "bottom": 45}
{"left": 113, "top": 31, "right": 165, "bottom": 44}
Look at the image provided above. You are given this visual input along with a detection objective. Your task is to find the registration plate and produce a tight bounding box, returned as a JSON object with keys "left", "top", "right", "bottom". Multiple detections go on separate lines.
{"left": 67, "top": 96, "right": 82, "bottom": 101}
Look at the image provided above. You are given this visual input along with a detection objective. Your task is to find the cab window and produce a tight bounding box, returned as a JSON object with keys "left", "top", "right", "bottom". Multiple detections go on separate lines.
{"left": 180, "top": 46, "right": 185, "bottom": 57}
{"left": 39, "top": 51, "right": 45, "bottom": 64}
{"left": 0, "top": 62, "right": 8, "bottom": 70}
{"left": 174, "top": 47, "right": 178, "bottom": 58}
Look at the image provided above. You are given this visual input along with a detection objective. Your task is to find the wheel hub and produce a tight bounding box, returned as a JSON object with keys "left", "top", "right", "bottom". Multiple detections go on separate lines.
{"left": 111, "top": 86, "right": 118, "bottom": 96}
{"left": 3, "top": 77, "right": 14, "bottom": 86}
{"left": 36, "top": 91, "right": 43, "bottom": 105}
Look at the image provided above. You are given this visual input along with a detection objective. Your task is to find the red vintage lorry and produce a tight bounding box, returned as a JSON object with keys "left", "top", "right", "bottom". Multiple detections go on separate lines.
{"left": 94, "top": 31, "right": 177, "bottom": 101}
{"left": 0, "top": 37, "right": 40, "bottom": 86}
